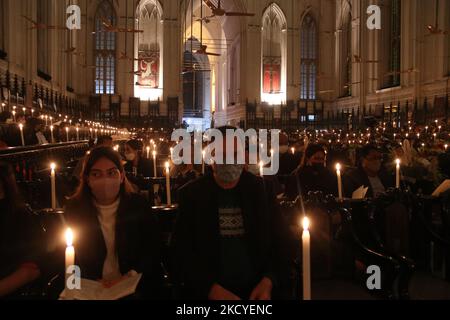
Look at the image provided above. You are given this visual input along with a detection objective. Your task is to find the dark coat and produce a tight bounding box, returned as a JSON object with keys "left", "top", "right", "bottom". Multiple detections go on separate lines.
{"left": 64, "top": 192, "right": 163, "bottom": 298}
{"left": 172, "top": 171, "right": 284, "bottom": 299}
{"left": 343, "top": 166, "right": 395, "bottom": 198}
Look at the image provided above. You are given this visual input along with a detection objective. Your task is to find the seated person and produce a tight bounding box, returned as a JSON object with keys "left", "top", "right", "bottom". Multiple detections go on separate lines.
{"left": 0, "top": 162, "right": 43, "bottom": 298}
{"left": 25, "top": 117, "right": 48, "bottom": 146}
{"left": 289, "top": 144, "right": 338, "bottom": 198}
{"left": 64, "top": 147, "right": 163, "bottom": 298}
{"left": 277, "top": 132, "right": 300, "bottom": 176}
{"left": 344, "top": 144, "right": 394, "bottom": 198}
{"left": 124, "top": 139, "right": 156, "bottom": 177}
{"left": 173, "top": 126, "right": 283, "bottom": 300}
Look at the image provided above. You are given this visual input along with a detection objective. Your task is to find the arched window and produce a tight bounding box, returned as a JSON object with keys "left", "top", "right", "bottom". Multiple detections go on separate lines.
{"left": 300, "top": 14, "right": 317, "bottom": 100}
{"left": 381, "top": 0, "right": 401, "bottom": 88}
{"left": 94, "top": 0, "right": 116, "bottom": 95}
{"left": 37, "top": 0, "right": 51, "bottom": 76}
{"left": 261, "top": 3, "right": 287, "bottom": 105}
{"left": 135, "top": 0, "right": 163, "bottom": 100}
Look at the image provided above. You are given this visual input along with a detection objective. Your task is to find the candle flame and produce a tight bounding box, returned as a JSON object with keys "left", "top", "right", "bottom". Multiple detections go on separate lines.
{"left": 19, "top": 123, "right": 23, "bottom": 130}
{"left": 302, "top": 216, "right": 310, "bottom": 231}
{"left": 50, "top": 163, "right": 56, "bottom": 170}
{"left": 65, "top": 228, "right": 74, "bottom": 247}
{"left": 335, "top": 163, "right": 341, "bottom": 171}
{"left": 396, "top": 159, "right": 400, "bottom": 166}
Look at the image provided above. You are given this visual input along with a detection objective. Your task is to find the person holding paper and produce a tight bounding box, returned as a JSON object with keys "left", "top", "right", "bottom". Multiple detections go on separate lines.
{"left": 173, "top": 126, "right": 285, "bottom": 301}
{"left": 0, "top": 162, "right": 44, "bottom": 298}
{"left": 344, "top": 144, "right": 394, "bottom": 199}
{"left": 65, "top": 147, "right": 163, "bottom": 299}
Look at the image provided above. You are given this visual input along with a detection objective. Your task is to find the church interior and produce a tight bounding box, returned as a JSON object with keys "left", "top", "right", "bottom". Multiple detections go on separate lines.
{"left": 0, "top": 0, "right": 450, "bottom": 302}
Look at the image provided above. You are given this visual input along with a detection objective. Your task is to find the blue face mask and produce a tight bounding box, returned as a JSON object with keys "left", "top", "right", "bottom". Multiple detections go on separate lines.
{"left": 215, "top": 164, "right": 244, "bottom": 184}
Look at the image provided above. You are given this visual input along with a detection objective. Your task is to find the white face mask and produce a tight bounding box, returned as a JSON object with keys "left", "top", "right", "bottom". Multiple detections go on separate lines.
{"left": 247, "top": 164, "right": 260, "bottom": 176}
{"left": 215, "top": 164, "right": 244, "bottom": 184}
{"left": 125, "top": 152, "right": 136, "bottom": 161}
{"left": 89, "top": 177, "right": 121, "bottom": 204}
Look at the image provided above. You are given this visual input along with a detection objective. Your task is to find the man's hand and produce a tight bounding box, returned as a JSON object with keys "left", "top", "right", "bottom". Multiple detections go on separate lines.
{"left": 208, "top": 283, "right": 241, "bottom": 300}
{"left": 249, "top": 277, "right": 272, "bottom": 301}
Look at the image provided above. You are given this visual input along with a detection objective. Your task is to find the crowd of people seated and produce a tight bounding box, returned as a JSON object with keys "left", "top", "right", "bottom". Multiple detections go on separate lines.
{"left": 0, "top": 119, "right": 449, "bottom": 300}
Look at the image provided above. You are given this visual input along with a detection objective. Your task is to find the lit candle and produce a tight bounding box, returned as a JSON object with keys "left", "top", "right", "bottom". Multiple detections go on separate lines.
{"left": 12, "top": 110, "right": 16, "bottom": 122}
{"left": 291, "top": 147, "right": 295, "bottom": 155}
{"left": 152, "top": 151, "right": 157, "bottom": 178}
{"left": 50, "top": 125, "right": 54, "bottom": 143}
{"left": 65, "top": 228, "right": 75, "bottom": 293}
{"left": 445, "top": 144, "right": 448, "bottom": 151}
{"left": 19, "top": 123, "right": 25, "bottom": 146}
{"left": 395, "top": 159, "right": 401, "bottom": 189}
{"left": 165, "top": 162, "right": 171, "bottom": 205}
{"left": 66, "top": 127, "right": 69, "bottom": 142}
{"left": 89, "top": 128, "right": 93, "bottom": 138}
{"left": 31, "top": 109, "right": 34, "bottom": 117}
{"left": 113, "top": 145, "right": 119, "bottom": 152}
{"left": 202, "top": 150, "right": 206, "bottom": 175}
{"left": 146, "top": 146, "right": 150, "bottom": 159}
{"left": 336, "top": 163, "right": 343, "bottom": 201}
{"left": 302, "top": 216, "right": 311, "bottom": 301}
{"left": 50, "top": 163, "right": 56, "bottom": 209}
{"left": 49, "top": 116, "right": 53, "bottom": 125}
{"left": 76, "top": 127, "right": 79, "bottom": 141}
{"left": 45, "top": 115, "right": 48, "bottom": 126}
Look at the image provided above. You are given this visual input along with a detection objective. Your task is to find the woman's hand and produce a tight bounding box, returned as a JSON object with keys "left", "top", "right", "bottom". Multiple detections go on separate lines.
{"left": 249, "top": 277, "right": 272, "bottom": 301}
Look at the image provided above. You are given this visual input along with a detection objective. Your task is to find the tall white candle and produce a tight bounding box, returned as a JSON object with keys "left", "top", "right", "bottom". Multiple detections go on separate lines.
{"left": 259, "top": 161, "right": 264, "bottom": 177}
{"left": 50, "top": 126, "right": 54, "bottom": 143}
{"left": 165, "top": 162, "right": 171, "bottom": 205}
{"left": 66, "top": 127, "right": 69, "bottom": 142}
{"left": 50, "top": 163, "right": 56, "bottom": 209}
{"left": 302, "top": 216, "right": 311, "bottom": 301}
{"left": 202, "top": 150, "right": 206, "bottom": 175}
{"left": 336, "top": 163, "right": 343, "bottom": 201}
{"left": 291, "top": 147, "right": 295, "bottom": 155}
{"left": 19, "top": 123, "right": 25, "bottom": 146}
{"left": 153, "top": 151, "right": 157, "bottom": 178}
{"left": 395, "top": 159, "right": 400, "bottom": 189}
{"left": 65, "top": 228, "right": 75, "bottom": 293}
{"left": 146, "top": 146, "right": 150, "bottom": 159}
{"left": 12, "top": 110, "right": 16, "bottom": 122}
{"left": 76, "top": 127, "right": 79, "bottom": 141}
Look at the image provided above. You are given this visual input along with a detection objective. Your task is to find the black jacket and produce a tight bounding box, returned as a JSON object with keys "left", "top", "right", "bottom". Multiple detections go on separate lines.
{"left": 124, "top": 157, "right": 156, "bottom": 178}
{"left": 172, "top": 171, "right": 283, "bottom": 299}
{"left": 343, "top": 166, "right": 394, "bottom": 198}
{"left": 0, "top": 203, "right": 44, "bottom": 279}
{"left": 64, "top": 192, "right": 163, "bottom": 298}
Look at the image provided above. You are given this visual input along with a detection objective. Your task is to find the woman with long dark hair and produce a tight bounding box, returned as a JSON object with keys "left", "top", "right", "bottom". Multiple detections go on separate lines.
{"left": 0, "top": 162, "right": 43, "bottom": 297}
{"left": 65, "top": 147, "right": 163, "bottom": 298}
{"left": 123, "top": 139, "right": 155, "bottom": 177}
{"left": 288, "top": 144, "right": 338, "bottom": 197}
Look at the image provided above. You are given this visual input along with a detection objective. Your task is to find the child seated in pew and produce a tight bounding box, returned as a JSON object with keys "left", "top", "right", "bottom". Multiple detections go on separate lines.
{"left": 0, "top": 162, "right": 44, "bottom": 298}
{"left": 65, "top": 147, "right": 164, "bottom": 299}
